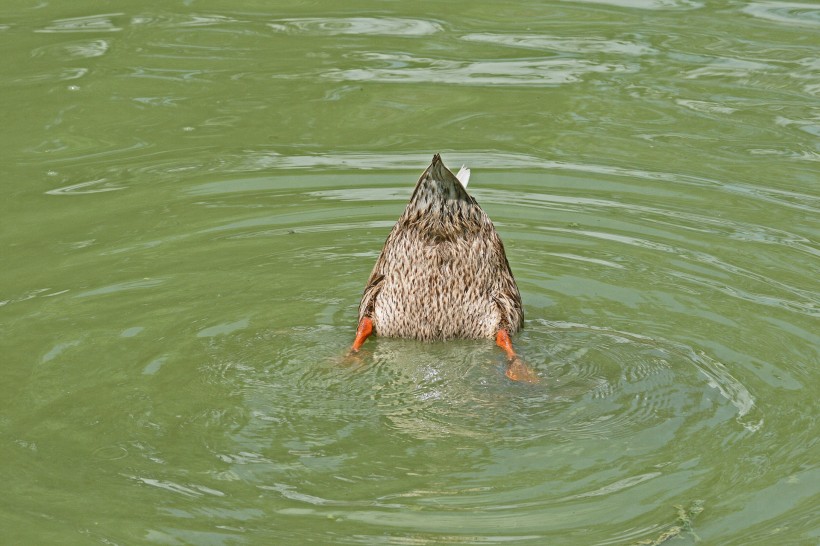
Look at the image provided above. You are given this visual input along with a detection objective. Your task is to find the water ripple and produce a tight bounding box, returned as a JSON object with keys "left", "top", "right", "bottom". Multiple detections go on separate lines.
{"left": 269, "top": 17, "right": 442, "bottom": 36}
{"left": 35, "top": 13, "right": 123, "bottom": 33}
{"left": 227, "top": 151, "right": 818, "bottom": 222}
{"left": 3, "top": 2, "right": 817, "bottom": 542}
{"left": 229, "top": 151, "right": 693, "bottom": 184}
{"left": 462, "top": 33, "right": 656, "bottom": 56}
{"left": 45, "top": 178, "right": 126, "bottom": 195}
{"left": 322, "top": 53, "right": 636, "bottom": 86}
{"left": 227, "top": 315, "right": 727, "bottom": 538}
{"left": 562, "top": 0, "right": 703, "bottom": 9}
{"left": 741, "top": 1, "right": 820, "bottom": 27}
{"left": 30, "top": 38, "right": 110, "bottom": 60}
{"left": 129, "top": 13, "right": 241, "bottom": 27}
{"left": 5, "top": 67, "right": 88, "bottom": 86}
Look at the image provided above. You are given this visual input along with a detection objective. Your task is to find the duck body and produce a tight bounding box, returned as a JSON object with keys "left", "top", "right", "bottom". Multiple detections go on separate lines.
{"left": 356, "top": 154, "right": 523, "bottom": 342}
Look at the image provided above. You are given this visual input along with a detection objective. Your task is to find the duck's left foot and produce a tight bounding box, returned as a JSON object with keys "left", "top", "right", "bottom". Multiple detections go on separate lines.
{"left": 350, "top": 316, "right": 374, "bottom": 354}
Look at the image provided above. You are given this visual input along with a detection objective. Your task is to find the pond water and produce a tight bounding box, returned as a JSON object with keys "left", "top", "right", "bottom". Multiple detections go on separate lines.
{"left": 1, "top": 1, "right": 818, "bottom": 544}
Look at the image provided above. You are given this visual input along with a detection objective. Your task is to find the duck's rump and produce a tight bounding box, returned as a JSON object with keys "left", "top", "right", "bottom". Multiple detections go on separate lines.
{"left": 357, "top": 154, "right": 523, "bottom": 342}
{"left": 370, "top": 235, "right": 508, "bottom": 341}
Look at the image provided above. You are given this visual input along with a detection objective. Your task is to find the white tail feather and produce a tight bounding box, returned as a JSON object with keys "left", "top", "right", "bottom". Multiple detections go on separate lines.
{"left": 456, "top": 165, "right": 470, "bottom": 188}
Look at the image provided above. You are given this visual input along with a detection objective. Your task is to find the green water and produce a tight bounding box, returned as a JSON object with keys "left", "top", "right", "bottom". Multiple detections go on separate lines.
{"left": 2, "top": 1, "right": 818, "bottom": 544}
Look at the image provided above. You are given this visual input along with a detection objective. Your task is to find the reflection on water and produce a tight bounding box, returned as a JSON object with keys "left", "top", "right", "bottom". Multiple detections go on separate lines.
{"left": 323, "top": 53, "right": 636, "bottom": 86}
{"left": 1, "top": 0, "right": 818, "bottom": 543}
{"left": 564, "top": 0, "right": 703, "bottom": 9}
{"left": 462, "top": 33, "right": 657, "bottom": 56}
{"left": 269, "top": 17, "right": 443, "bottom": 36}
{"left": 30, "top": 38, "right": 110, "bottom": 59}
{"left": 35, "top": 13, "right": 124, "bottom": 33}
{"left": 741, "top": 1, "right": 820, "bottom": 26}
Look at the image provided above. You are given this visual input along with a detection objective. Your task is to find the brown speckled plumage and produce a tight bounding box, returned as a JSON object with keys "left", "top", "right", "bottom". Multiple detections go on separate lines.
{"left": 357, "top": 154, "right": 523, "bottom": 341}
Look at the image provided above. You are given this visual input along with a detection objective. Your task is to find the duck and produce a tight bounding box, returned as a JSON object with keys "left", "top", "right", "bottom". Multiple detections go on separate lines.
{"left": 349, "top": 154, "right": 537, "bottom": 382}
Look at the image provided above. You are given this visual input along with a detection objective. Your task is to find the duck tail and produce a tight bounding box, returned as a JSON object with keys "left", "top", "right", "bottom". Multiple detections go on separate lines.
{"left": 456, "top": 165, "right": 471, "bottom": 188}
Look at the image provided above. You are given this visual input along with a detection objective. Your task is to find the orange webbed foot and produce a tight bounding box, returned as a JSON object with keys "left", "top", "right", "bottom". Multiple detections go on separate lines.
{"left": 496, "top": 329, "right": 539, "bottom": 383}
{"left": 350, "top": 316, "right": 374, "bottom": 354}
{"left": 505, "top": 356, "right": 539, "bottom": 384}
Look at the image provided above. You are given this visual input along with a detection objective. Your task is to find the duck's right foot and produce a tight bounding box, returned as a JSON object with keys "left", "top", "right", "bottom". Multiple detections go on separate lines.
{"left": 505, "top": 356, "right": 539, "bottom": 384}
{"left": 350, "top": 316, "right": 374, "bottom": 353}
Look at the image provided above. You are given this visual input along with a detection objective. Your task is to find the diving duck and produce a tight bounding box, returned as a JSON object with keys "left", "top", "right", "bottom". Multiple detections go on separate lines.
{"left": 350, "top": 154, "right": 537, "bottom": 382}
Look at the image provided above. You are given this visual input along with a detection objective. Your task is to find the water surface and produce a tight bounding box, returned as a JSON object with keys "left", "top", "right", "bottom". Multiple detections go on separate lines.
{"left": 1, "top": 1, "right": 818, "bottom": 544}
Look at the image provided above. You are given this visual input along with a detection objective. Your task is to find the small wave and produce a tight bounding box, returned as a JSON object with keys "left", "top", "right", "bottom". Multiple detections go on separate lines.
{"left": 127, "top": 66, "right": 210, "bottom": 82}
{"left": 27, "top": 137, "right": 151, "bottom": 164}
{"left": 35, "top": 13, "right": 123, "bottom": 33}
{"left": 462, "top": 33, "right": 656, "bottom": 56}
{"left": 30, "top": 39, "right": 110, "bottom": 60}
{"left": 73, "top": 279, "right": 165, "bottom": 299}
{"left": 126, "top": 475, "right": 225, "bottom": 498}
{"left": 226, "top": 151, "right": 693, "bottom": 183}
{"left": 174, "top": 14, "right": 241, "bottom": 27}
{"left": 560, "top": 0, "right": 703, "bottom": 9}
{"left": 5, "top": 67, "right": 88, "bottom": 86}
{"left": 537, "top": 320, "right": 759, "bottom": 425}
{"left": 129, "top": 13, "right": 240, "bottom": 27}
{"left": 742, "top": 2, "right": 820, "bottom": 27}
{"left": 564, "top": 472, "right": 662, "bottom": 499}
{"left": 322, "top": 53, "right": 636, "bottom": 86}
{"left": 45, "top": 178, "right": 126, "bottom": 195}
{"left": 268, "top": 17, "right": 442, "bottom": 36}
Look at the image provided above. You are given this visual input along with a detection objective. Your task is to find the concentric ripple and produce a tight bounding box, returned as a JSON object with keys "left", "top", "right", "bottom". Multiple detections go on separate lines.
{"left": 79, "top": 160, "right": 795, "bottom": 543}
{"left": 2, "top": 0, "right": 817, "bottom": 541}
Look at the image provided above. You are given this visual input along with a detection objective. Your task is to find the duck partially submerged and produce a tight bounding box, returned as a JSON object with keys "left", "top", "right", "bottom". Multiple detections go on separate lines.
{"left": 350, "top": 154, "right": 537, "bottom": 382}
